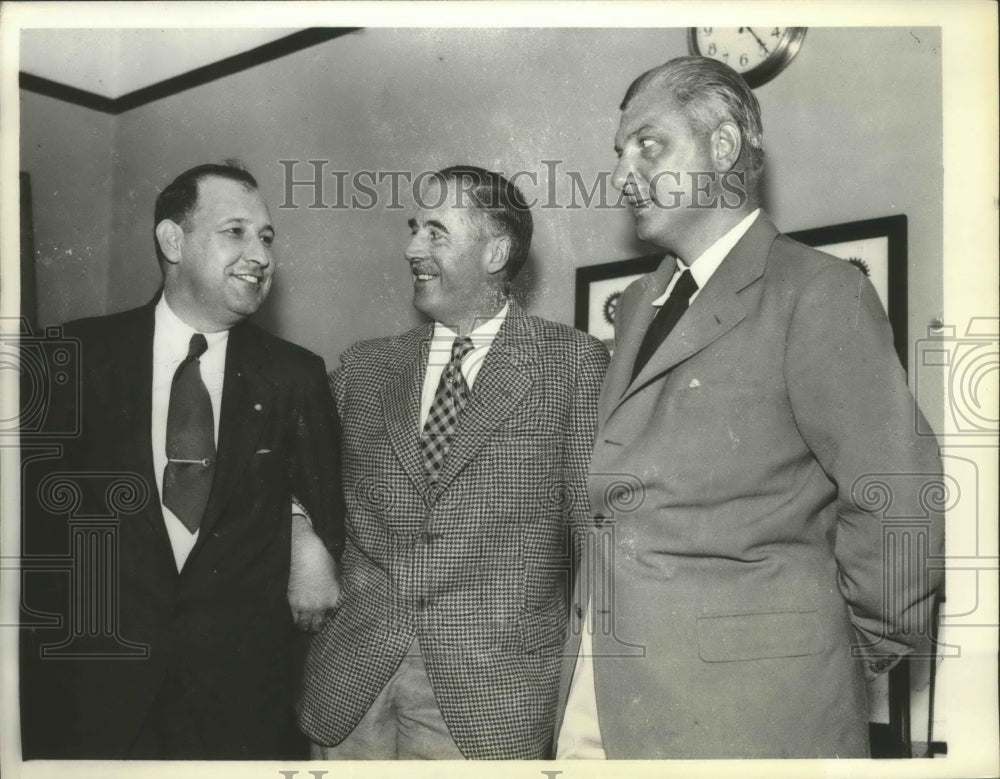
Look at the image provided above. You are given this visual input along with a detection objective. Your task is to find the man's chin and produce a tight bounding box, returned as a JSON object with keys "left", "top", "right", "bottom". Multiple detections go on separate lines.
{"left": 634, "top": 215, "right": 662, "bottom": 245}
{"left": 227, "top": 291, "right": 267, "bottom": 321}
{"left": 637, "top": 209, "right": 681, "bottom": 248}
{"left": 412, "top": 298, "right": 438, "bottom": 322}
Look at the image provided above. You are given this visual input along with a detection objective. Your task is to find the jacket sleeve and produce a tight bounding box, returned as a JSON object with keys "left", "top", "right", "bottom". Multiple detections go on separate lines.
{"left": 566, "top": 337, "right": 610, "bottom": 531}
{"left": 289, "top": 352, "right": 346, "bottom": 560}
{"left": 784, "top": 259, "right": 944, "bottom": 670}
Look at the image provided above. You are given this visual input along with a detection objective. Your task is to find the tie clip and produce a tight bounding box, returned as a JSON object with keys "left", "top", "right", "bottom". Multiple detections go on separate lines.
{"left": 168, "top": 457, "right": 212, "bottom": 467}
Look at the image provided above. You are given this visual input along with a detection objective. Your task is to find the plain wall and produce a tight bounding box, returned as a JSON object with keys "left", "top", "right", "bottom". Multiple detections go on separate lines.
{"left": 19, "top": 90, "right": 116, "bottom": 328}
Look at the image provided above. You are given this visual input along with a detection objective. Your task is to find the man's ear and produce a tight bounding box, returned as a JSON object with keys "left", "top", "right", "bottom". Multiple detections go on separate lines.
{"left": 486, "top": 235, "right": 511, "bottom": 277}
{"left": 712, "top": 121, "right": 743, "bottom": 173}
{"left": 155, "top": 219, "right": 185, "bottom": 265}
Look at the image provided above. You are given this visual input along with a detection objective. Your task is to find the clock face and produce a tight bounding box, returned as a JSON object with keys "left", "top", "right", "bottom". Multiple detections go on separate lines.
{"left": 689, "top": 27, "right": 806, "bottom": 88}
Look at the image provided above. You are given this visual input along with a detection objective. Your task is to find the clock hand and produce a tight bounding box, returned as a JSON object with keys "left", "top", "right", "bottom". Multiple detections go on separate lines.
{"left": 744, "top": 26, "right": 770, "bottom": 55}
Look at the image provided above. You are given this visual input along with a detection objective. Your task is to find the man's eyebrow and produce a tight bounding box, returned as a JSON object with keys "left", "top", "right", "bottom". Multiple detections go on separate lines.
{"left": 614, "top": 124, "right": 655, "bottom": 154}
{"left": 219, "top": 216, "right": 275, "bottom": 235}
{"left": 408, "top": 217, "right": 449, "bottom": 234}
{"left": 626, "top": 124, "right": 656, "bottom": 141}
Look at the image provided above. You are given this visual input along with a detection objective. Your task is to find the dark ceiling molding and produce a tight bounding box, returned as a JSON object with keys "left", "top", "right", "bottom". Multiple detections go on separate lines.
{"left": 19, "top": 27, "right": 361, "bottom": 115}
{"left": 18, "top": 73, "right": 117, "bottom": 113}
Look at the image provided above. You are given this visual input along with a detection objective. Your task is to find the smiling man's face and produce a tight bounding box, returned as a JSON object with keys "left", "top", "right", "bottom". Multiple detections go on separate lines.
{"left": 162, "top": 175, "right": 275, "bottom": 332}
{"left": 404, "top": 178, "right": 499, "bottom": 331}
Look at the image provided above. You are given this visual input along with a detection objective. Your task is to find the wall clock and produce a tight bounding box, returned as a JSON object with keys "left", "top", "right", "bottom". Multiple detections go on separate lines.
{"left": 688, "top": 27, "right": 807, "bottom": 88}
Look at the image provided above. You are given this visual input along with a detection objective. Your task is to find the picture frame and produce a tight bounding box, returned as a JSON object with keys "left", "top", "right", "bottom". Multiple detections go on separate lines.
{"left": 574, "top": 252, "right": 662, "bottom": 354}
{"left": 575, "top": 214, "right": 908, "bottom": 367}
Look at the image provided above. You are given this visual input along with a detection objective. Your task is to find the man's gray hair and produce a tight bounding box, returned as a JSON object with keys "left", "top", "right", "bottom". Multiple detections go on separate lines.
{"left": 621, "top": 56, "right": 765, "bottom": 180}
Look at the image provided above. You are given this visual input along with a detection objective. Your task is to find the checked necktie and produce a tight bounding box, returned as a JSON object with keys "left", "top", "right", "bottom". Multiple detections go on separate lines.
{"left": 420, "top": 335, "right": 475, "bottom": 481}
{"left": 631, "top": 268, "right": 698, "bottom": 381}
{"left": 163, "top": 333, "right": 216, "bottom": 533}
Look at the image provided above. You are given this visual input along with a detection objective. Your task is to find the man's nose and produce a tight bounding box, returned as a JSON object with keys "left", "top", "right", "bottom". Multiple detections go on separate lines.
{"left": 612, "top": 156, "right": 634, "bottom": 192}
{"left": 404, "top": 232, "right": 426, "bottom": 262}
{"left": 244, "top": 236, "right": 272, "bottom": 266}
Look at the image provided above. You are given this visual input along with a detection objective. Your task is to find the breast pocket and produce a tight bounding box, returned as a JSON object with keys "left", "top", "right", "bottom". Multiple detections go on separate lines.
{"left": 249, "top": 446, "right": 278, "bottom": 472}
{"left": 243, "top": 445, "right": 288, "bottom": 509}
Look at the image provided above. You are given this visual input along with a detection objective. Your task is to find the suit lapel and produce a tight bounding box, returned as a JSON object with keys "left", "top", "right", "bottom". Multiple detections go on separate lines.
{"left": 599, "top": 258, "right": 674, "bottom": 426}
{"left": 432, "top": 301, "right": 535, "bottom": 494}
{"left": 196, "top": 322, "right": 275, "bottom": 542}
{"left": 383, "top": 325, "right": 434, "bottom": 499}
{"left": 91, "top": 300, "right": 175, "bottom": 564}
{"left": 612, "top": 215, "right": 779, "bottom": 412}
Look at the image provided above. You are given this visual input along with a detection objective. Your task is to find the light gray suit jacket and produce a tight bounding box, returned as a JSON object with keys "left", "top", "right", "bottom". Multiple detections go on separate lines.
{"left": 558, "top": 214, "right": 943, "bottom": 758}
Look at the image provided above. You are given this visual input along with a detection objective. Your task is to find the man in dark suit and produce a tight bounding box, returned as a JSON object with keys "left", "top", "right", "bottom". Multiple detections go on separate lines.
{"left": 20, "top": 162, "right": 344, "bottom": 759}
{"left": 297, "top": 166, "right": 609, "bottom": 759}
{"left": 555, "top": 57, "right": 944, "bottom": 758}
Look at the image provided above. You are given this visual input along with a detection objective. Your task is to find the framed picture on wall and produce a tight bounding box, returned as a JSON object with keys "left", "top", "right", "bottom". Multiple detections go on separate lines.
{"left": 575, "top": 214, "right": 908, "bottom": 365}
{"left": 574, "top": 253, "right": 663, "bottom": 353}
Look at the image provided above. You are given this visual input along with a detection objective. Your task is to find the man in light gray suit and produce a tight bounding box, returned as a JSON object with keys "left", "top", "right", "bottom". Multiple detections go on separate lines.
{"left": 556, "top": 56, "right": 944, "bottom": 759}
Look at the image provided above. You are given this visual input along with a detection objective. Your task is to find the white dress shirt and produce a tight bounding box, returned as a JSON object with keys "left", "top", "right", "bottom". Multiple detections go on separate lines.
{"left": 557, "top": 209, "right": 760, "bottom": 759}
{"left": 651, "top": 208, "right": 761, "bottom": 307}
{"left": 151, "top": 297, "right": 228, "bottom": 571}
{"left": 418, "top": 302, "right": 509, "bottom": 430}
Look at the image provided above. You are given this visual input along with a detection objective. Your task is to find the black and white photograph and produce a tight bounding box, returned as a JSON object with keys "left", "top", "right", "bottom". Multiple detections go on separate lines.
{"left": 1, "top": 3, "right": 996, "bottom": 779}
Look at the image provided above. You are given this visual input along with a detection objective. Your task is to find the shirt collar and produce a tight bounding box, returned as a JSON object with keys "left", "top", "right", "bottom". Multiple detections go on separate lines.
{"left": 155, "top": 295, "right": 229, "bottom": 359}
{"left": 654, "top": 209, "right": 761, "bottom": 304}
{"left": 431, "top": 300, "right": 510, "bottom": 351}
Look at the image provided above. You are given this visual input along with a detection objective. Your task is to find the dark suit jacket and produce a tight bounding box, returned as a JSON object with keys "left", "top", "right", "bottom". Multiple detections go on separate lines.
{"left": 297, "top": 301, "right": 609, "bottom": 759}
{"left": 20, "top": 296, "right": 344, "bottom": 759}
{"left": 556, "top": 213, "right": 944, "bottom": 758}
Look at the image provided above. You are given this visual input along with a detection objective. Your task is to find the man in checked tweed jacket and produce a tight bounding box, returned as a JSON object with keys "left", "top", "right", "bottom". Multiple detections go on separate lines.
{"left": 297, "top": 166, "right": 609, "bottom": 758}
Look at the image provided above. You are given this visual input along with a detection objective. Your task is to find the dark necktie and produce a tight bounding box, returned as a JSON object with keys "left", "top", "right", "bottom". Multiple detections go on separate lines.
{"left": 420, "top": 336, "right": 475, "bottom": 481}
{"left": 631, "top": 268, "right": 698, "bottom": 381}
{"left": 163, "top": 333, "right": 216, "bottom": 533}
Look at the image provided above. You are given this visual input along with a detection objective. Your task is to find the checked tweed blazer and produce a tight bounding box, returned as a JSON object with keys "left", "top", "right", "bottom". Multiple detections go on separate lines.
{"left": 298, "top": 301, "right": 609, "bottom": 759}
